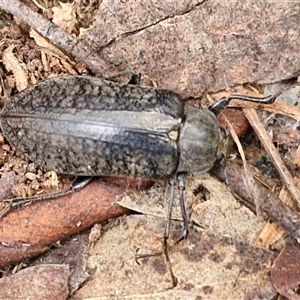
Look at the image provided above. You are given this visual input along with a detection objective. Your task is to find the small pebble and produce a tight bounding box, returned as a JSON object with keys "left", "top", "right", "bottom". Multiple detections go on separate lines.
{"left": 2, "top": 144, "right": 11, "bottom": 152}
{"left": 25, "top": 172, "right": 37, "bottom": 181}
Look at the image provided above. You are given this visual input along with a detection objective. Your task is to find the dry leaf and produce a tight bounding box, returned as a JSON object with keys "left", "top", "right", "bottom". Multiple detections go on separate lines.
{"left": 73, "top": 215, "right": 277, "bottom": 299}
{"left": 2, "top": 45, "right": 28, "bottom": 91}
{"left": 52, "top": 2, "right": 77, "bottom": 33}
{"left": 271, "top": 242, "right": 300, "bottom": 300}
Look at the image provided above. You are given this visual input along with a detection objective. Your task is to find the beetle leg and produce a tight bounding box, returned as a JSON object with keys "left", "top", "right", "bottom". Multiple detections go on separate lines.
{"left": 160, "top": 177, "right": 176, "bottom": 285}
{"left": 0, "top": 199, "right": 13, "bottom": 220}
{"left": 161, "top": 235, "right": 178, "bottom": 288}
{"left": 135, "top": 177, "right": 180, "bottom": 288}
{"left": 127, "top": 72, "right": 141, "bottom": 85}
{"left": 161, "top": 173, "right": 188, "bottom": 287}
{"left": 162, "top": 173, "right": 189, "bottom": 250}
{"left": 105, "top": 71, "right": 141, "bottom": 85}
{"left": 0, "top": 176, "right": 92, "bottom": 219}
{"left": 135, "top": 179, "right": 176, "bottom": 248}
{"left": 163, "top": 176, "right": 175, "bottom": 240}
{"left": 177, "top": 173, "right": 189, "bottom": 239}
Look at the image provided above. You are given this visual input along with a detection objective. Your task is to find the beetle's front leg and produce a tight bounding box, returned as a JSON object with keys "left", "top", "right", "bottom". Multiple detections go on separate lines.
{"left": 177, "top": 173, "right": 189, "bottom": 239}
{"left": 163, "top": 176, "right": 176, "bottom": 240}
{"left": 164, "top": 173, "right": 188, "bottom": 240}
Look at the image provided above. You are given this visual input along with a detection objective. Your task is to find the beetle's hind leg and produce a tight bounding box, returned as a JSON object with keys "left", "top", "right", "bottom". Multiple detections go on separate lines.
{"left": 0, "top": 176, "right": 92, "bottom": 220}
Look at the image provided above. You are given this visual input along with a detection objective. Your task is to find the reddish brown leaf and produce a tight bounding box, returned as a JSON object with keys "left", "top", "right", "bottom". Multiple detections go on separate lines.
{"left": 271, "top": 242, "right": 300, "bottom": 300}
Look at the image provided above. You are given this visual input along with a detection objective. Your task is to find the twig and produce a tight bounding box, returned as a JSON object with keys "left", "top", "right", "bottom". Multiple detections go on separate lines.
{"left": 243, "top": 108, "right": 300, "bottom": 210}
{"left": 224, "top": 117, "right": 261, "bottom": 215}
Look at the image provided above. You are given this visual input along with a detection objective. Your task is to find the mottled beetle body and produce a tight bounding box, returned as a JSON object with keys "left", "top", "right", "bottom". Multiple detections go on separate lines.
{"left": 0, "top": 74, "right": 278, "bottom": 287}
{"left": 0, "top": 76, "right": 220, "bottom": 179}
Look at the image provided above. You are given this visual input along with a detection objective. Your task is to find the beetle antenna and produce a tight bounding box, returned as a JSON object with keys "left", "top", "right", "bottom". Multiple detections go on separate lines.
{"left": 208, "top": 83, "right": 300, "bottom": 116}
{"left": 209, "top": 94, "right": 277, "bottom": 116}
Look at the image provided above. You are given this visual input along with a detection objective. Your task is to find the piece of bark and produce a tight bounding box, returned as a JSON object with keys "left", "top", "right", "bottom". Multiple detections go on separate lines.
{"left": 0, "top": 172, "right": 18, "bottom": 201}
{"left": 0, "top": 178, "right": 131, "bottom": 269}
{"left": 87, "top": 1, "right": 300, "bottom": 96}
{"left": 31, "top": 232, "right": 90, "bottom": 294}
{"left": 0, "top": 264, "right": 69, "bottom": 300}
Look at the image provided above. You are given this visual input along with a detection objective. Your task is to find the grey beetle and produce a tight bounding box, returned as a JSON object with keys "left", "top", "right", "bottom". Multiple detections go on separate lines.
{"left": 0, "top": 75, "right": 278, "bottom": 240}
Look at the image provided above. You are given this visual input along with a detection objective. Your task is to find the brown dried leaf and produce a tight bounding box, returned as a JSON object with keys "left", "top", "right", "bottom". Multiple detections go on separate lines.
{"left": 72, "top": 215, "right": 276, "bottom": 299}
{"left": 2, "top": 45, "right": 28, "bottom": 91}
{"left": 271, "top": 242, "right": 300, "bottom": 300}
{"left": 52, "top": 2, "right": 77, "bottom": 33}
{"left": 29, "top": 29, "right": 75, "bottom": 73}
{"left": 218, "top": 108, "right": 251, "bottom": 136}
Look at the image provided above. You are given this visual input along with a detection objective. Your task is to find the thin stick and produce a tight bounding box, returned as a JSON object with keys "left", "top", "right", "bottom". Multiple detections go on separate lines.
{"left": 243, "top": 108, "right": 300, "bottom": 209}
{"left": 224, "top": 117, "right": 261, "bottom": 215}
